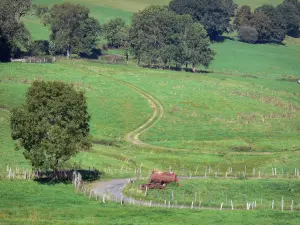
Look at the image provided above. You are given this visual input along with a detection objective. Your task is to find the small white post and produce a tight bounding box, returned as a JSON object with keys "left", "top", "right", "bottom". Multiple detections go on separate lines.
{"left": 231, "top": 200, "right": 234, "bottom": 210}
{"left": 291, "top": 200, "right": 294, "bottom": 211}
{"left": 168, "top": 201, "right": 171, "bottom": 209}
{"left": 102, "top": 195, "right": 106, "bottom": 204}
{"left": 220, "top": 203, "right": 223, "bottom": 210}
{"left": 281, "top": 196, "right": 284, "bottom": 211}
{"left": 272, "top": 200, "right": 274, "bottom": 209}
{"left": 191, "top": 201, "right": 194, "bottom": 209}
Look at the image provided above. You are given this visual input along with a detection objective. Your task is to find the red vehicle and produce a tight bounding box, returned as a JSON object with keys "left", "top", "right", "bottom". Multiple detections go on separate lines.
{"left": 140, "top": 170, "right": 178, "bottom": 190}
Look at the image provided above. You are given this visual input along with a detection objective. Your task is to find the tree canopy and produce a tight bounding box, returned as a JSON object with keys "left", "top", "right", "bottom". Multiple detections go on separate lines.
{"left": 0, "top": 0, "right": 31, "bottom": 61}
{"left": 38, "top": 3, "right": 101, "bottom": 57}
{"left": 102, "top": 17, "right": 128, "bottom": 48}
{"left": 169, "top": 0, "right": 237, "bottom": 40}
{"left": 130, "top": 5, "right": 215, "bottom": 70}
{"left": 11, "top": 81, "right": 91, "bottom": 171}
{"left": 235, "top": 0, "right": 300, "bottom": 43}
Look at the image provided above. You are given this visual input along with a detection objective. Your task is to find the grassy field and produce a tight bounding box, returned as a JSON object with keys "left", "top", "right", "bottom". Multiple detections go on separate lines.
{"left": 1, "top": 57, "right": 300, "bottom": 178}
{"left": 1, "top": 180, "right": 300, "bottom": 224}
{"left": 125, "top": 178, "right": 300, "bottom": 209}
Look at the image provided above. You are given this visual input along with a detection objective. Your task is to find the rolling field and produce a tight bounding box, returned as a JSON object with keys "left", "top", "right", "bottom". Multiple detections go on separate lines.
{"left": 2, "top": 0, "right": 300, "bottom": 223}
{"left": 2, "top": 180, "right": 300, "bottom": 225}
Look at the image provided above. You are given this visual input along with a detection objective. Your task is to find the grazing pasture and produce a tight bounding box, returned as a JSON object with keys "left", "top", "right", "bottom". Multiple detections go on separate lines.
{"left": 125, "top": 178, "right": 300, "bottom": 209}
{"left": 1, "top": 180, "right": 300, "bottom": 224}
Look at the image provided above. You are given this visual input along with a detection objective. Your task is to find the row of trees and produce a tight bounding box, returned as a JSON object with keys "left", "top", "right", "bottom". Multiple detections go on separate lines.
{"left": 234, "top": 0, "right": 300, "bottom": 43}
{"left": 1, "top": 0, "right": 300, "bottom": 67}
{"left": 0, "top": 1, "right": 101, "bottom": 61}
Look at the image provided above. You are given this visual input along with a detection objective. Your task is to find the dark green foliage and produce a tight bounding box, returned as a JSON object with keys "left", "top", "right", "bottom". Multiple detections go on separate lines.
{"left": 41, "top": 3, "right": 101, "bottom": 57}
{"left": 29, "top": 40, "right": 49, "bottom": 56}
{"left": 130, "top": 5, "right": 215, "bottom": 70}
{"left": 236, "top": 1, "right": 300, "bottom": 43}
{"left": 234, "top": 5, "right": 252, "bottom": 28}
{"left": 276, "top": 0, "right": 300, "bottom": 36}
{"left": 10, "top": 81, "right": 91, "bottom": 171}
{"left": 0, "top": 37, "right": 11, "bottom": 62}
{"left": 249, "top": 12, "right": 272, "bottom": 43}
{"left": 238, "top": 26, "right": 258, "bottom": 43}
{"left": 102, "top": 17, "right": 128, "bottom": 48}
{"left": 169, "top": 0, "right": 237, "bottom": 40}
{"left": 0, "top": 0, "right": 31, "bottom": 61}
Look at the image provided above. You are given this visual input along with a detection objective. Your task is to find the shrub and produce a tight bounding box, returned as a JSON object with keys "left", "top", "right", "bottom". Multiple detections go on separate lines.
{"left": 30, "top": 40, "right": 49, "bottom": 56}
{"left": 238, "top": 26, "right": 258, "bottom": 43}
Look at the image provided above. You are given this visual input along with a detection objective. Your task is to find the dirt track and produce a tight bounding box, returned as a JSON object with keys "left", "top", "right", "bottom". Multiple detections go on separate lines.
{"left": 75, "top": 65, "right": 300, "bottom": 155}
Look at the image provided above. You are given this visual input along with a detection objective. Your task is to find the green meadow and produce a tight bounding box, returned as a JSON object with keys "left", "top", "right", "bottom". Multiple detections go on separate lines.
{"left": 1, "top": 180, "right": 300, "bottom": 225}
{"left": 125, "top": 178, "right": 300, "bottom": 209}
{"left": 1, "top": 0, "right": 300, "bottom": 224}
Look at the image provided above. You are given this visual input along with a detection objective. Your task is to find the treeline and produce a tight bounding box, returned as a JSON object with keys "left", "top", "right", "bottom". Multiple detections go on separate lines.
{"left": 1, "top": 0, "right": 300, "bottom": 70}
{"left": 234, "top": 0, "right": 300, "bottom": 43}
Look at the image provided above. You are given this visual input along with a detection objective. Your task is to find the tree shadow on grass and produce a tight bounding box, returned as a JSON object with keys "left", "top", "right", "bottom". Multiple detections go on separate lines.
{"left": 35, "top": 169, "right": 103, "bottom": 185}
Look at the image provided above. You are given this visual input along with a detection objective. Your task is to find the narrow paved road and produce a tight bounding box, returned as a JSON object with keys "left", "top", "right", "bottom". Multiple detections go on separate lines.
{"left": 90, "top": 177, "right": 236, "bottom": 210}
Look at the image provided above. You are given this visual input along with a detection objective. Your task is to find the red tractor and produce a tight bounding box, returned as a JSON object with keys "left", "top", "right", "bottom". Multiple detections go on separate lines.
{"left": 140, "top": 170, "right": 179, "bottom": 190}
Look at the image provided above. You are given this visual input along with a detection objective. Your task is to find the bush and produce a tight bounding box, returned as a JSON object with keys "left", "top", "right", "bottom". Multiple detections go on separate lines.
{"left": 238, "top": 26, "right": 258, "bottom": 43}
{"left": 30, "top": 40, "right": 49, "bottom": 56}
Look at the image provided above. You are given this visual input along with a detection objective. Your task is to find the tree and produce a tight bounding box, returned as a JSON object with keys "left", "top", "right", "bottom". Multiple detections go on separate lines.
{"left": 276, "top": 0, "right": 300, "bottom": 36}
{"left": 130, "top": 5, "right": 215, "bottom": 70}
{"left": 238, "top": 26, "right": 258, "bottom": 43}
{"left": 38, "top": 3, "right": 101, "bottom": 57}
{"left": 29, "top": 40, "right": 49, "bottom": 56}
{"left": 234, "top": 5, "right": 252, "bottom": 28}
{"left": 11, "top": 81, "right": 91, "bottom": 172}
{"left": 102, "top": 17, "right": 127, "bottom": 48}
{"left": 169, "top": 0, "right": 237, "bottom": 40}
{"left": 255, "top": 5, "right": 286, "bottom": 42}
{"left": 250, "top": 11, "right": 272, "bottom": 43}
{"left": 182, "top": 23, "right": 215, "bottom": 71}
{"left": 130, "top": 5, "right": 180, "bottom": 65}
{"left": 0, "top": 0, "right": 31, "bottom": 61}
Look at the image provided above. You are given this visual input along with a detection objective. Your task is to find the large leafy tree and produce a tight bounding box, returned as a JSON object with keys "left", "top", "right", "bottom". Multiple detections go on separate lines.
{"left": 130, "top": 5, "right": 215, "bottom": 70}
{"left": 11, "top": 81, "right": 91, "bottom": 171}
{"left": 276, "top": 0, "right": 300, "bottom": 36}
{"left": 234, "top": 5, "right": 252, "bottom": 28}
{"left": 169, "top": 0, "right": 237, "bottom": 40}
{"left": 130, "top": 6, "right": 180, "bottom": 65}
{"left": 102, "top": 17, "right": 127, "bottom": 48}
{"left": 0, "top": 0, "right": 31, "bottom": 61}
{"left": 38, "top": 3, "right": 100, "bottom": 57}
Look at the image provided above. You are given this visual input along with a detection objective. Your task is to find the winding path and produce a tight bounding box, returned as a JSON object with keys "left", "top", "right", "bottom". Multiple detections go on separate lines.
{"left": 74, "top": 64, "right": 299, "bottom": 155}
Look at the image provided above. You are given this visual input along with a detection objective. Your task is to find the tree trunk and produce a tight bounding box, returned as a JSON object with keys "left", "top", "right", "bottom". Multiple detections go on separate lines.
{"left": 192, "top": 66, "right": 196, "bottom": 73}
{"left": 66, "top": 45, "right": 72, "bottom": 58}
